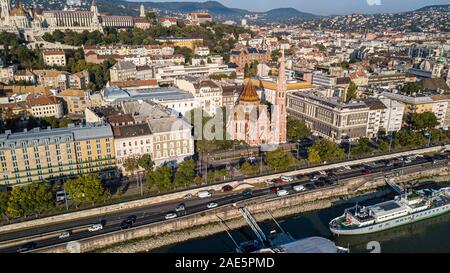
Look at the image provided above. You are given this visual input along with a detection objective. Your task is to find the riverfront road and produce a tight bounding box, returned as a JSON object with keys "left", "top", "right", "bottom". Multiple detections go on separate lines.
{"left": 0, "top": 154, "right": 448, "bottom": 253}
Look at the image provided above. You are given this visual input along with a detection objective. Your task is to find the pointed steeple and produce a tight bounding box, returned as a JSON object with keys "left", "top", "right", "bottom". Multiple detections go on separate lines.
{"left": 277, "top": 49, "right": 287, "bottom": 93}
{"left": 239, "top": 79, "right": 260, "bottom": 103}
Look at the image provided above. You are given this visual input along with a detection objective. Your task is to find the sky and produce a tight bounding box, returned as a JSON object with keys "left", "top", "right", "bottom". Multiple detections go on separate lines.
{"left": 131, "top": 0, "right": 450, "bottom": 16}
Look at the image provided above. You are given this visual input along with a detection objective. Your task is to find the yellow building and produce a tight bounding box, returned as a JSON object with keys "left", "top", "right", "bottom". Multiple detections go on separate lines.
{"left": 0, "top": 124, "right": 116, "bottom": 186}
{"left": 156, "top": 37, "right": 203, "bottom": 50}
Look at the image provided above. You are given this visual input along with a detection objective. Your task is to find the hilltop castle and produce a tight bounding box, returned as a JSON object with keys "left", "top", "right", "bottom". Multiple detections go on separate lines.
{"left": 0, "top": 0, "right": 146, "bottom": 41}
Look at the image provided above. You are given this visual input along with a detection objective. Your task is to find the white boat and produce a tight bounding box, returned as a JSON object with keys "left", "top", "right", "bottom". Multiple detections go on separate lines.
{"left": 330, "top": 187, "right": 450, "bottom": 235}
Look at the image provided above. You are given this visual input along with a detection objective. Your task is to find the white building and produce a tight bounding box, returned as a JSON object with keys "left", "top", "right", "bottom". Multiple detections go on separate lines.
{"left": 175, "top": 77, "right": 222, "bottom": 116}
{"left": 378, "top": 96, "right": 404, "bottom": 133}
{"left": 194, "top": 47, "right": 210, "bottom": 57}
{"left": 42, "top": 50, "right": 67, "bottom": 67}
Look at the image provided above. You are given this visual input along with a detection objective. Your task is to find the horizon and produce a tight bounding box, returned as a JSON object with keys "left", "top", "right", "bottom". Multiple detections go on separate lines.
{"left": 127, "top": 0, "right": 450, "bottom": 16}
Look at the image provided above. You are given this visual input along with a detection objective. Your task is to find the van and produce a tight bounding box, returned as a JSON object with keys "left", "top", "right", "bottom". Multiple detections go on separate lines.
{"left": 276, "top": 189, "right": 289, "bottom": 197}
{"left": 56, "top": 191, "right": 68, "bottom": 202}
{"left": 197, "top": 191, "right": 212, "bottom": 198}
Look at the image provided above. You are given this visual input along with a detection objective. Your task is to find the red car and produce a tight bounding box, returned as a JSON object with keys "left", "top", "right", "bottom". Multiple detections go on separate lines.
{"left": 362, "top": 170, "right": 371, "bottom": 175}
{"left": 274, "top": 178, "right": 284, "bottom": 184}
{"left": 270, "top": 187, "right": 281, "bottom": 193}
{"left": 222, "top": 185, "right": 233, "bottom": 192}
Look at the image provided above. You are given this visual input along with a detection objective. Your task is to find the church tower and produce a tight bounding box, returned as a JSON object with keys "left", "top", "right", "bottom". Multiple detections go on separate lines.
{"left": 90, "top": 0, "right": 98, "bottom": 15}
{"left": 272, "top": 49, "right": 287, "bottom": 144}
{"left": 1, "top": 0, "right": 11, "bottom": 26}
{"left": 140, "top": 3, "right": 145, "bottom": 18}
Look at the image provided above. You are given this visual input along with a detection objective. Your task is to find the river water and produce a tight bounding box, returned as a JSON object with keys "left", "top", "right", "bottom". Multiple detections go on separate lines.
{"left": 154, "top": 184, "right": 450, "bottom": 253}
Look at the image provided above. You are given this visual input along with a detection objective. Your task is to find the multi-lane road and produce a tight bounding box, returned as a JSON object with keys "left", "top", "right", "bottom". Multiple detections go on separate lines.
{"left": 0, "top": 152, "right": 448, "bottom": 253}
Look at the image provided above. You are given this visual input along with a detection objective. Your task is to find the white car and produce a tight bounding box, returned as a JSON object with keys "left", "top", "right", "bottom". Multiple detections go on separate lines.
{"left": 318, "top": 171, "right": 327, "bottom": 176}
{"left": 277, "top": 189, "right": 289, "bottom": 197}
{"left": 88, "top": 224, "right": 103, "bottom": 232}
{"left": 197, "top": 191, "right": 212, "bottom": 198}
{"left": 58, "top": 231, "right": 71, "bottom": 239}
{"left": 207, "top": 202, "right": 218, "bottom": 209}
{"left": 280, "top": 176, "right": 293, "bottom": 182}
{"left": 343, "top": 166, "right": 351, "bottom": 170}
{"left": 165, "top": 213, "right": 178, "bottom": 220}
{"left": 293, "top": 185, "right": 306, "bottom": 192}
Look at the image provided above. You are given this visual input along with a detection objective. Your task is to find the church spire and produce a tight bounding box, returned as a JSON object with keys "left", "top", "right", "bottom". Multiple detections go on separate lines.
{"left": 140, "top": 3, "right": 145, "bottom": 17}
{"left": 272, "top": 48, "right": 287, "bottom": 144}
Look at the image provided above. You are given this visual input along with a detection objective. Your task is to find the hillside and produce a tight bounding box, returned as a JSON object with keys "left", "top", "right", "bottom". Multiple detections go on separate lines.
{"left": 14, "top": 0, "right": 319, "bottom": 22}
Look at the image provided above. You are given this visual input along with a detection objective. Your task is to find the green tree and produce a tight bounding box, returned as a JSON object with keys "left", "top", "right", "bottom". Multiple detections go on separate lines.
{"left": 400, "top": 82, "right": 422, "bottom": 95}
{"left": 271, "top": 49, "right": 281, "bottom": 62}
{"left": 265, "top": 148, "right": 297, "bottom": 171}
{"left": 378, "top": 140, "right": 389, "bottom": 151}
{"left": 41, "top": 116, "right": 58, "bottom": 129}
{"left": 64, "top": 174, "right": 109, "bottom": 207}
{"left": 287, "top": 117, "right": 311, "bottom": 141}
{"left": 307, "top": 148, "right": 321, "bottom": 163}
{"left": 351, "top": 138, "right": 373, "bottom": 156}
{"left": 173, "top": 160, "right": 195, "bottom": 188}
{"left": 0, "top": 191, "right": 11, "bottom": 220}
{"left": 308, "top": 140, "right": 345, "bottom": 163}
{"left": 411, "top": 112, "right": 438, "bottom": 130}
{"left": 240, "top": 161, "right": 259, "bottom": 176}
{"left": 346, "top": 82, "right": 358, "bottom": 102}
{"left": 396, "top": 131, "right": 425, "bottom": 148}
{"left": 137, "top": 154, "right": 154, "bottom": 172}
{"left": 147, "top": 166, "right": 173, "bottom": 193}
{"left": 7, "top": 183, "right": 54, "bottom": 218}
{"left": 123, "top": 157, "right": 139, "bottom": 175}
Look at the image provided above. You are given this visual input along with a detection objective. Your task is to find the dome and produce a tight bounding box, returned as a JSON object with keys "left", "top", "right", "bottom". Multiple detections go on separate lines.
{"left": 239, "top": 79, "right": 260, "bottom": 103}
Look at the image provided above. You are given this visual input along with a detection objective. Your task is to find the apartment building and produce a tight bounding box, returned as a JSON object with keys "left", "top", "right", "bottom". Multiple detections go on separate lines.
{"left": 380, "top": 92, "right": 450, "bottom": 128}
{"left": 287, "top": 92, "right": 370, "bottom": 142}
{"left": 363, "top": 99, "right": 387, "bottom": 139}
{"left": 175, "top": 77, "right": 222, "bottom": 116}
{"left": 378, "top": 96, "right": 405, "bottom": 133}
{"left": 58, "top": 89, "right": 89, "bottom": 115}
{"left": 0, "top": 124, "right": 116, "bottom": 186}
{"left": 27, "top": 95, "right": 64, "bottom": 118}
{"left": 42, "top": 50, "right": 67, "bottom": 67}
{"left": 109, "top": 61, "right": 137, "bottom": 82}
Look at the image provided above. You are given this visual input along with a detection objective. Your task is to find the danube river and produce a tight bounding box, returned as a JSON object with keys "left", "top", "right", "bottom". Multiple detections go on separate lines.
{"left": 154, "top": 183, "right": 450, "bottom": 253}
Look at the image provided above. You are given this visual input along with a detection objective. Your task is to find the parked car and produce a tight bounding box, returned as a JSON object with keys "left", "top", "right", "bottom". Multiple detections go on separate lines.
{"left": 222, "top": 185, "right": 233, "bottom": 192}
{"left": 207, "top": 202, "right": 218, "bottom": 209}
{"left": 120, "top": 220, "right": 133, "bottom": 230}
{"left": 175, "top": 203, "right": 186, "bottom": 212}
{"left": 242, "top": 189, "right": 253, "bottom": 197}
{"left": 165, "top": 212, "right": 178, "bottom": 220}
{"left": 17, "top": 242, "right": 37, "bottom": 253}
{"left": 273, "top": 178, "right": 284, "bottom": 184}
{"left": 293, "top": 184, "right": 306, "bottom": 192}
{"left": 88, "top": 223, "right": 103, "bottom": 232}
{"left": 304, "top": 183, "right": 316, "bottom": 190}
{"left": 55, "top": 191, "right": 68, "bottom": 202}
{"left": 197, "top": 191, "right": 212, "bottom": 198}
{"left": 295, "top": 174, "right": 305, "bottom": 180}
{"left": 318, "top": 170, "right": 327, "bottom": 176}
{"left": 58, "top": 231, "right": 72, "bottom": 239}
{"left": 276, "top": 189, "right": 289, "bottom": 197}
{"left": 183, "top": 193, "right": 193, "bottom": 200}
{"left": 270, "top": 186, "right": 281, "bottom": 193}
{"left": 280, "top": 176, "right": 293, "bottom": 182}
{"left": 126, "top": 215, "right": 137, "bottom": 223}
{"left": 362, "top": 169, "right": 371, "bottom": 175}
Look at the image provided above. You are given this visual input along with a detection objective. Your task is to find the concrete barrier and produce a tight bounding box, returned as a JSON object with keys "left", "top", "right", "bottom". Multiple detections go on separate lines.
{"left": 1, "top": 144, "right": 448, "bottom": 235}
